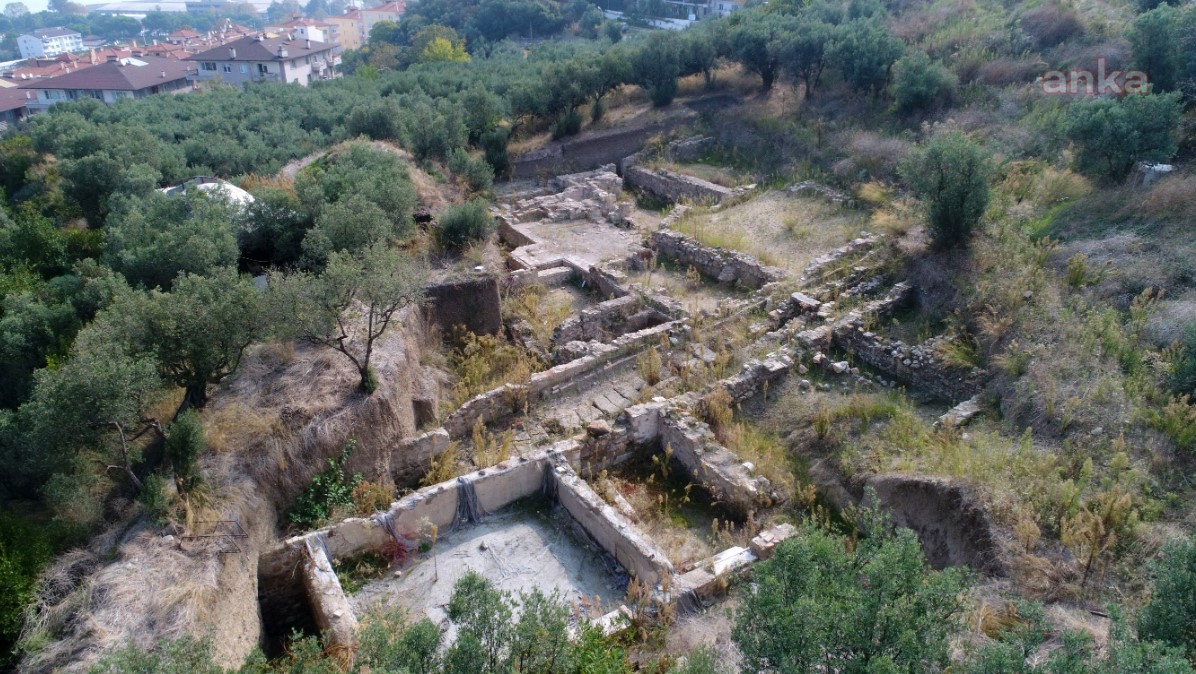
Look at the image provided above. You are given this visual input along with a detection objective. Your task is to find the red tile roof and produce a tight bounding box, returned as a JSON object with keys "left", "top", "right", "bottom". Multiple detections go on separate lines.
{"left": 17, "top": 55, "right": 195, "bottom": 91}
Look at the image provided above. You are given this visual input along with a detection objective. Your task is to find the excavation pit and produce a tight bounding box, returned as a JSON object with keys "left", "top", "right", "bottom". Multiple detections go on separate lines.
{"left": 626, "top": 261, "right": 749, "bottom": 315}
{"left": 347, "top": 500, "right": 627, "bottom": 632}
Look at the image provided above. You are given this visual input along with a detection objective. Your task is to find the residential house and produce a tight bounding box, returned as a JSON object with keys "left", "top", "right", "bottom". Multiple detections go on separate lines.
{"left": 268, "top": 17, "right": 341, "bottom": 50}
{"left": 0, "top": 87, "right": 30, "bottom": 128}
{"left": 186, "top": 34, "right": 339, "bottom": 86}
{"left": 17, "top": 55, "right": 196, "bottom": 111}
{"left": 325, "top": 9, "right": 363, "bottom": 50}
{"left": 326, "top": 1, "right": 404, "bottom": 51}
{"left": 17, "top": 28, "right": 84, "bottom": 59}
{"left": 360, "top": 1, "right": 405, "bottom": 36}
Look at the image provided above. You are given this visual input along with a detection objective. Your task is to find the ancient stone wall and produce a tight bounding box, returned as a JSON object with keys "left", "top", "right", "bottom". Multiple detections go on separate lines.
{"left": 832, "top": 320, "right": 986, "bottom": 403}
{"left": 553, "top": 295, "right": 669, "bottom": 348}
{"left": 424, "top": 274, "right": 503, "bottom": 337}
{"left": 650, "top": 230, "right": 784, "bottom": 290}
{"left": 622, "top": 163, "right": 733, "bottom": 204}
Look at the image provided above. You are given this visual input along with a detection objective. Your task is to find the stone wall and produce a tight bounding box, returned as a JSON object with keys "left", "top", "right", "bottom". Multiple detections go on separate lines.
{"left": 444, "top": 321, "right": 679, "bottom": 437}
{"left": 553, "top": 462, "right": 675, "bottom": 584}
{"left": 660, "top": 412, "right": 776, "bottom": 518}
{"left": 650, "top": 230, "right": 784, "bottom": 290}
{"left": 509, "top": 111, "right": 698, "bottom": 179}
{"left": 622, "top": 163, "right": 733, "bottom": 205}
{"left": 552, "top": 295, "right": 669, "bottom": 349}
{"left": 832, "top": 320, "right": 986, "bottom": 403}
{"left": 424, "top": 274, "right": 503, "bottom": 337}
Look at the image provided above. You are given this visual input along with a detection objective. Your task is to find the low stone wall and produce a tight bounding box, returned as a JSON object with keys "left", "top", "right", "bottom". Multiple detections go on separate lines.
{"left": 553, "top": 463, "right": 675, "bottom": 584}
{"left": 444, "top": 320, "right": 678, "bottom": 438}
{"left": 553, "top": 295, "right": 669, "bottom": 349}
{"left": 425, "top": 274, "right": 503, "bottom": 337}
{"left": 650, "top": 230, "right": 784, "bottom": 290}
{"left": 660, "top": 412, "right": 775, "bottom": 517}
{"left": 623, "top": 163, "right": 733, "bottom": 205}
{"left": 390, "top": 428, "right": 451, "bottom": 484}
{"left": 801, "top": 234, "right": 881, "bottom": 284}
{"left": 509, "top": 110, "right": 697, "bottom": 180}
{"left": 832, "top": 321, "right": 986, "bottom": 403}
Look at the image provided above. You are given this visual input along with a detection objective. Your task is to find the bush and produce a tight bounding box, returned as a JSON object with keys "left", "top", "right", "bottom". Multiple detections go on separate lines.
{"left": 1138, "top": 537, "right": 1196, "bottom": 660}
{"left": 900, "top": 132, "right": 991, "bottom": 248}
{"left": 733, "top": 510, "right": 969, "bottom": 674}
{"left": 166, "top": 410, "right": 205, "bottom": 495}
{"left": 552, "top": 109, "right": 584, "bottom": 139}
{"left": 1170, "top": 327, "right": 1196, "bottom": 396}
{"left": 891, "top": 50, "right": 957, "bottom": 113}
{"left": 1019, "top": 2, "right": 1083, "bottom": 48}
{"left": 286, "top": 440, "right": 362, "bottom": 529}
{"left": 1065, "top": 93, "right": 1182, "bottom": 180}
{"left": 437, "top": 200, "right": 496, "bottom": 252}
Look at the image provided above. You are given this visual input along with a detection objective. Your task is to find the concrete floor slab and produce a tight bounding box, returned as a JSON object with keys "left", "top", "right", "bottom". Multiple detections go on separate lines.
{"left": 348, "top": 506, "right": 625, "bottom": 633}
{"left": 508, "top": 219, "right": 642, "bottom": 270}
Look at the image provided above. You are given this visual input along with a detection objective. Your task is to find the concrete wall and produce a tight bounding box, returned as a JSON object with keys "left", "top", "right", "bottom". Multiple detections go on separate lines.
{"left": 553, "top": 463, "right": 675, "bottom": 585}
{"left": 650, "top": 230, "right": 784, "bottom": 290}
{"left": 424, "top": 274, "right": 503, "bottom": 337}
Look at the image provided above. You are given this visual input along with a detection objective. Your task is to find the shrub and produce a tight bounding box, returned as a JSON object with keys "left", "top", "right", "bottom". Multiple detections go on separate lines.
{"left": 552, "top": 109, "right": 584, "bottom": 139}
{"left": 1065, "top": 93, "right": 1182, "bottom": 180}
{"left": 437, "top": 200, "right": 496, "bottom": 252}
{"left": 287, "top": 440, "right": 362, "bottom": 529}
{"left": 1019, "top": 2, "right": 1084, "bottom": 48}
{"left": 696, "top": 388, "right": 734, "bottom": 439}
{"left": 734, "top": 511, "right": 969, "bottom": 674}
{"left": 1169, "top": 327, "right": 1196, "bottom": 396}
{"left": 900, "top": 132, "right": 991, "bottom": 248}
{"left": 891, "top": 50, "right": 957, "bottom": 113}
{"left": 166, "top": 410, "right": 205, "bottom": 496}
{"left": 138, "top": 473, "right": 172, "bottom": 526}
{"left": 1138, "top": 537, "right": 1196, "bottom": 660}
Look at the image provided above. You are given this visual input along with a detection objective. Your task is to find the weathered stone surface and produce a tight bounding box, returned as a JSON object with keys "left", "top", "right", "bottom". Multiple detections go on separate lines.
{"left": 749, "top": 523, "right": 797, "bottom": 560}
{"left": 650, "top": 230, "right": 784, "bottom": 290}
{"left": 936, "top": 394, "right": 984, "bottom": 428}
{"left": 623, "top": 163, "right": 733, "bottom": 205}
{"left": 424, "top": 274, "right": 503, "bottom": 337}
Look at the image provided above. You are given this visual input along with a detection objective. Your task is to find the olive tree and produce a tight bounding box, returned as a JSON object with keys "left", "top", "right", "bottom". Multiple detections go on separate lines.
{"left": 734, "top": 511, "right": 968, "bottom": 674}
{"left": 269, "top": 244, "right": 427, "bottom": 393}
{"left": 900, "top": 132, "right": 991, "bottom": 248}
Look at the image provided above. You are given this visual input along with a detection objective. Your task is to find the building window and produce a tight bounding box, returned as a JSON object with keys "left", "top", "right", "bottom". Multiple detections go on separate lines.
{"left": 257, "top": 63, "right": 270, "bottom": 74}
{"left": 222, "top": 63, "right": 233, "bottom": 73}
{"left": 240, "top": 64, "right": 248, "bottom": 73}
{"left": 202, "top": 62, "right": 217, "bottom": 71}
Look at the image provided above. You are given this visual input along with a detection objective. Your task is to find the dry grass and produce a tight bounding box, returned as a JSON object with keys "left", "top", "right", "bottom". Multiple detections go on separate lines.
{"left": 202, "top": 402, "right": 288, "bottom": 454}
{"left": 672, "top": 191, "right": 869, "bottom": 274}
{"left": 1135, "top": 174, "right": 1196, "bottom": 221}
{"left": 503, "top": 284, "right": 577, "bottom": 346}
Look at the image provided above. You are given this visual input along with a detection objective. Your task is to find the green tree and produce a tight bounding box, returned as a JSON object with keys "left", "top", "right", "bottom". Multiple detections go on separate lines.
{"left": 303, "top": 194, "right": 399, "bottom": 265}
{"left": 726, "top": 12, "right": 791, "bottom": 91}
{"left": 891, "top": 49, "right": 956, "bottom": 113}
{"left": 733, "top": 516, "right": 968, "bottom": 674}
{"left": 1129, "top": 6, "right": 1179, "bottom": 92}
{"left": 1138, "top": 537, "right": 1196, "bottom": 661}
{"left": 103, "top": 192, "right": 240, "bottom": 290}
{"left": 269, "top": 244, "right": 426, "bottom": 393}
{"left": 240, "top": 186, "right": 311, "bottom": 266}
{"left": 775, "top": 16, "right": 832, "bottom": 95}
{"left": 632, "top": 34, "right": 681, "bottom": 106}
{"left": 94, "top": 269, "right": 266, "bottom": 411}
{"left": 828, "top": 19, "right": 905, "bottom": 96}
{"left": 1064, "top": 93, "right": 1182, "bottom": 179}
{"left": 900, "top": 132, "right": 991, "bottom": 248}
